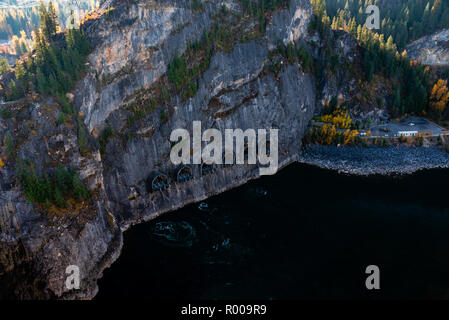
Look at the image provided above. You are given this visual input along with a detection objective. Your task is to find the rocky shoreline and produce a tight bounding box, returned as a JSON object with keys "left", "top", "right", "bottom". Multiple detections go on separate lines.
{"left": 298, "top": 145, "right": 449, "bottom": 176}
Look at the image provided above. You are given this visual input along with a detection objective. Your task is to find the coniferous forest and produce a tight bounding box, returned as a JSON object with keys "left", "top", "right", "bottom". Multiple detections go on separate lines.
{"left": 0, "top": 0, "right": 98, "bottom": 40}
{"left": 311, "top": 0, "right": 449, "bottom": 120}
{"left": 3, "top": 1, "right": 91, "bottom": 107}
{"left": 325, "top": 0, "right": 449, "bottom": 50}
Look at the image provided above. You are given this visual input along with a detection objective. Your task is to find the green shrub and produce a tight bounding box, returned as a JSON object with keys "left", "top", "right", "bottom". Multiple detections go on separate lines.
{"left": 191, "top": 0, "right": 203, "bottom": 11}
{"left": 77, "top": 117, "right": 89, "bottom": 155}
{"left": 58, "top": 112, "right": 65, "bottom": 125}
{"left": 16, "top": 160, "right": 90, "bottom": 208}
{"left": 1, "top": 108, "right": 12, "bottom": 119}
{"left": 168, "top": 53, "right": 187, "bottom": 91}
{"left": 5, "top": 132, "right": 15, "bottom": 160}
{"left": 160, "top": 109, "right": 167, "bottom": 120}
{"left": 99, "top": 126, "right": 114, "bottom": 154}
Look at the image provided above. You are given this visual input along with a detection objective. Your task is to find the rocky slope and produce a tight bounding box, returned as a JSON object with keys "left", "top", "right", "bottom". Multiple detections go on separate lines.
{"left": 0, "top": 97, "right": 122, "bottom": 299}
{"left": 0, "top": 0, "right": 321, "bottom": 299}
{"left": 406, "top": 28, "right": 449, "bottom": 66}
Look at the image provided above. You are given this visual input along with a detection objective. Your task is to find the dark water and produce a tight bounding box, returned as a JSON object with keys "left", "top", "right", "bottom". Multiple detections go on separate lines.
{"left": 97, "top": 164, "right": 449, "bottom": 300}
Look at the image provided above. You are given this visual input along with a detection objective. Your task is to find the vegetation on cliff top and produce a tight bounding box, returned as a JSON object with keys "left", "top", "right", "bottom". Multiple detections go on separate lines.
{"left": 0, "top": 1, "right": 93, "bottom": 211}
{"left": 0, "top": 0, "right": 98, "bottom": 54}
{"left": 3, "top": 1, "right": 91, "bottom": 104}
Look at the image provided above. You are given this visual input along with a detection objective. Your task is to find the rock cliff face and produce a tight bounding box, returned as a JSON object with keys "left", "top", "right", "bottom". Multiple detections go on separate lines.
{"left": 75, "top": 0, "right": 316, "bottom": 236}
{"left": 0, "top": 98, "right": 122, "bottom": 299}
{"left": 406, "top": 29, "right": 449, "bottom": 66}
{"left": 1, "top": 0, "right": 319, "bottom": 299}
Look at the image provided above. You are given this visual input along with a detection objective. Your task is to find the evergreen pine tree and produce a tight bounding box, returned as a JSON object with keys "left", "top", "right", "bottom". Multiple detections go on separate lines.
{"left": 36, "top": 67, "right": 47, "bottom": 94}
{"left": 0, "top": 57, "right": 10, "bottom": 74}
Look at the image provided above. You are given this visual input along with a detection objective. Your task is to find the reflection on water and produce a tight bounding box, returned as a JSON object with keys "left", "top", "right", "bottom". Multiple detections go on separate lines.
{"left": 97, "top": 164, "right": 449, "bottom": 300}
{"left": 150, "top": 221, "right": 196, "bottom": 248}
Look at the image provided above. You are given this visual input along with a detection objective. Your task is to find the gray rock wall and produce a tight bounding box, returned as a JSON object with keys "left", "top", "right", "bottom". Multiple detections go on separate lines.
{"left": 406, "top": 29, "right": 449, "bottom": 66}
{"left": 83, "top": 0, "right": 316, "bottom": 230}
{"left": 1, "top": 0, "right": 317, "bottom": 299}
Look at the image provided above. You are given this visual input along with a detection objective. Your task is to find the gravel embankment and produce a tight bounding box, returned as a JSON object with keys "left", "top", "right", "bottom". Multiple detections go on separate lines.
{"left": 299, "top": 145, "right": 449, "bottom": 175}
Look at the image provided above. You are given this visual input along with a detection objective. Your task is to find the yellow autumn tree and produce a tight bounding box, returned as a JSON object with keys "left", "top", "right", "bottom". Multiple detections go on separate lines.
{"left": 343, "top": 129, "right": 359, "bottom": 145}
{"left": 318, "top": 107, "right": 352, "bottom": 129}
{"left": 430, "top": 79, "right": 449, "bottom": 118}
{"left": 320, "top": 124, "right": 337, "bottom": 145}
